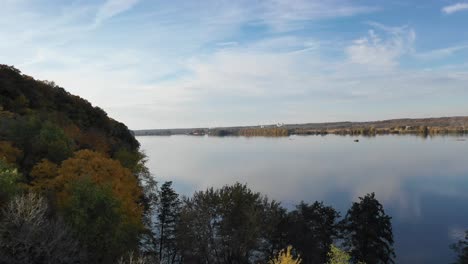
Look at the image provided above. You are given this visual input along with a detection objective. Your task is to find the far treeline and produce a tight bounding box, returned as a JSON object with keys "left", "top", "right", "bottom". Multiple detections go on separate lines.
{"left": 1, "top": 65, "right": 467, "bottom": 264}
{"left": 134, "top": 116, "right": 468, "bottom": 137}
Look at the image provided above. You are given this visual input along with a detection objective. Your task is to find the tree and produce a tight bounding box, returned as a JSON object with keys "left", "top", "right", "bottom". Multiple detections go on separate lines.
{"left": 114, "top": 148, "right": 147, "bottom": 174}
{"left": 55, "top": 150, "right": 143, "bottom": 227}
{"left": 261, "top": 200, "right": 289, "bottom": 258}
{"left": 0, "top": 193, "right": 85, "bottom": 264}
{"left": 29, "top": 159, "right": 58, "bottom": 193}
{"left": 269, "top": 246, "right": 302, "bottom": 264}
{"left": 35, "top": 122, "right": 74, "bottom": 163}
{"left": 0, "top": 141, "right": 22, "bottom": 165}
{"left": 287, "top": 201, "right": 340, "bottom": 264}
{"left": 0, "top": 159, "right": 23, "bottom": 206}
{"left": 327, "top": 245, "right": 351, "bottom": 264}
{"left": 156, "top": 181, "right": 181, "bottom": 263}
{"left": 451, "top": 231, "right": 468, "bottom": 264}
{"left": 118, "top": 252, "right": 156, "bottom": 264}
{"left": 177, "top": 183, "right": 281, "bottom": 263}
{"left": 341, "top": 193, "right": 395, "bottom": 264}
{"left": 61, "top": 178, "right": 137, "bottom": 264}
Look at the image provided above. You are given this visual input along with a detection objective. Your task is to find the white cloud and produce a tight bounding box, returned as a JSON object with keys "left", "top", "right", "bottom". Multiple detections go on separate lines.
{"left": 257, "top": 0, "right": 377, "bottom": 31}
{"left": 442, "top": 2, "right": 468, "bottom": 14}
{"left": 415, "top": 44, "right": 468, "bottom": 60}
{"left": 95, "top": 0, "right": 140, "bottom": 25}
{"left": 346, "top": 24, "right": 415, "bottom": 68}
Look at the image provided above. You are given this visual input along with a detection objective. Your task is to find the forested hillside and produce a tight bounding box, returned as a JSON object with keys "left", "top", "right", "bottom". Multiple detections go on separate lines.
{"left": 0, "top": 65, "right": 150, "bottom": 263}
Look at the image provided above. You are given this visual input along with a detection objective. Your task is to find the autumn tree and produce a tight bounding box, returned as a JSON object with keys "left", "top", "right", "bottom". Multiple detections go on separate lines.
{"left": 327, "top": 245, "right": 351, "bottom": 264}
{"left": 62, "top": 179, "right": 136, "bottom": 264}
{"left": 341, "top": 193, "right": 395, "bottom": 264}
{"left": 29, "top": 159, "right": 58, "bottom": 193}
{"left": 269, "top": 246, "right": 302, "bottom": 264}
{"left": 0, "top": 141, "right": 22, "bottom": 165}
{"left": 42, "top": 150, "right": 145, "bottom": 263}
{"left": 55, "top": 150, "right": 143, "bottom": 227}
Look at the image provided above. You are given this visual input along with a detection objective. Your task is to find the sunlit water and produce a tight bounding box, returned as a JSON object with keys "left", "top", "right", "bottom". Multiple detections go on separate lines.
{"left": 137, "top": 134, "right": 468, "bottom": 264}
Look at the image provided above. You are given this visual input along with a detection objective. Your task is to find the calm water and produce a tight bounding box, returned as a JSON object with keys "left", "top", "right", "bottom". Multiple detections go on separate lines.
{"left": 137, "top": 135, "right": 468, "bottom": 264}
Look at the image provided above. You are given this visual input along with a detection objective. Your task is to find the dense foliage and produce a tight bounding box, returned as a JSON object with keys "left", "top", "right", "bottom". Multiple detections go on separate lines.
{"left": 142, "top": 182, "right": 394, "bottom": 264}
{"left": 452, "top": 231, "right": 468, "bottom": 264}
{"left": 0, "top": 65, "right": 139, "bottom": 172}
{"left": 341, "top": 193, "right": 395, "bottom": 264}
{"left": 0, "top": 65, "right": 145, "bottom": 263}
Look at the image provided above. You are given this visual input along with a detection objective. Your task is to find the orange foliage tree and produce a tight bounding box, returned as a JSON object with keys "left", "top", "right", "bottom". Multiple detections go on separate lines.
{"left": 77, "top": 130, "right": 111, "bottom": 155}
{"left": 30, "top": 159, "right": 59, "bottom": 192}
{"left": 54, "top": 150, "right": 143, "bottom": 226}
{"left": 0, "top": 141, "right": 22, "bottom": 164}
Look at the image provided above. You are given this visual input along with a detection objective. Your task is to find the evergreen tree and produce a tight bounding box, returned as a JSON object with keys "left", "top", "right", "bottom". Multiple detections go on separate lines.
{"left": 157, "top": 181, "right": 181, "bottom": 264}
{"left": 341, "top": 193, "right": 395, "bottom": 264}
{"left": 287, "top": 201, "right": 340, "bottom": 264}
{"left": 451, "top": 231, "right": 468, "bottom": 264}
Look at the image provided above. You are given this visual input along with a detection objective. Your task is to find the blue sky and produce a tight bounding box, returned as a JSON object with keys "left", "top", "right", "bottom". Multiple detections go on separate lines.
{"left": 1, "top": 0, "right": 468, "bottom": 129}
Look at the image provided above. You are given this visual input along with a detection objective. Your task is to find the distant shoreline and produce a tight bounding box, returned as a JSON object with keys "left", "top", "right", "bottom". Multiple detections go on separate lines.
{"left": 133, "top": 116, "right": 468, "bottom": 137}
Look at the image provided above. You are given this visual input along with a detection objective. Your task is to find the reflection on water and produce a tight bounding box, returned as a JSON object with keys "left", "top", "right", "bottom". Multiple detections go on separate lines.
{"left": 137, "top": 135, "right": 468, "bottom": 264}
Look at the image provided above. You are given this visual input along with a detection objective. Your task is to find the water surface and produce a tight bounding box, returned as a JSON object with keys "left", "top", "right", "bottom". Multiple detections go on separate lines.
{"left": 137, "top": 135, "right": 468, "bottom": 264}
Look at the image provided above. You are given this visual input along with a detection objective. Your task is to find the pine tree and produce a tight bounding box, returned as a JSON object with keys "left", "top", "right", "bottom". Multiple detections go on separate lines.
{"left": 157, "top": 181, "right": 181, "bottom": 263}
{"left": 451, "top": 231, "right": 468, "bottom": 264}
{"left": 341, "top": 193, "right": 395, "bottom": 264}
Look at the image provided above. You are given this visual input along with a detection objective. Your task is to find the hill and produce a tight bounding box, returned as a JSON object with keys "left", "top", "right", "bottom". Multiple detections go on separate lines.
{"left": 0, "top": 64, "right": 139, "bottom": 172}
{"left": 0, "top": 65, "right": 149, "bottom": 263}
{"left": 134, "top": 116, "right": 468, "bottom": 137}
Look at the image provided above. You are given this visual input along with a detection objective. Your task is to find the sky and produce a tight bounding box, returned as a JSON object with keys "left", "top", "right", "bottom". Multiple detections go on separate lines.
{"left": 1, "top": 0, "right": 468, "bottom": 129}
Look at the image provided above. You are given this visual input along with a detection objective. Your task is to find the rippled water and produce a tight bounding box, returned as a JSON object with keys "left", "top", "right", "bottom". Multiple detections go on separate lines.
{"left": 137, "top": 134, "right": 468, "bottom": 264}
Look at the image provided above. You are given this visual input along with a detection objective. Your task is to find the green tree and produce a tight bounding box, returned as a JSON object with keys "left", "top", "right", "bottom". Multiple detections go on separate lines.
{"left": 451, "top": 231, "right": 468, "bottom": 264}
{"left": 35, "top": 122, "right": 74, "bottom": 163}
{"left": 341, "top": 193, "right": 395, "bottom": 264}
{"left": 0, "top": 160, "right": 23, "bottom": 206}
{"left": 62, "top": 179, "right": 139, "bottom": 264}
{"left": 287, "top": 201, "right": 340, "bottom": 264}
{"left": 155, "top": 181, "right": 181, "bottom": 263}
{"left": 177, "top": 183, "right": 280, "bottom": 263}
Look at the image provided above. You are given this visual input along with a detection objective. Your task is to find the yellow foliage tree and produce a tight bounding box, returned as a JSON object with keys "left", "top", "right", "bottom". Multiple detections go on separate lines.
{"left": 30, "top": 159, "right": 59, "bottom": 192}
{"left": 55, "top": 150, "right": 143, "bottom": 227}
{"left": 0, "top": 141, "right": 22, "bottom": 164}
{"left": 327, "top": 245, "right": 350, "bottom": 264}
{"left": 327, "top": 245, "right": 366, "bottom": 264}
{"left": 269, "top": 246, "right": 302, "bottom": 264}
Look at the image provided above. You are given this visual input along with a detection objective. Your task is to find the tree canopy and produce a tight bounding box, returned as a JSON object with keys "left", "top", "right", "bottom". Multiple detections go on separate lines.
{"left": 341, "top": 193, "right": 395, "bottom": 264}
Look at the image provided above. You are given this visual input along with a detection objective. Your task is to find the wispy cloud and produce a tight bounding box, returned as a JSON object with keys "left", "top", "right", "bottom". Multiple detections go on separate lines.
{"left": 415, "top": 44, "right": 468, "bottom": 60}
{"left": 442, "top": 2, "right": 468, "bottom": 14}
{"left": 95, "top": 0, "right": 140, "bottom": 25}
{"left": 346, "top": 23, "right": 415, "bottom": 68}
{"left": 257, "top": 0, "right": 377, "bottom": 31}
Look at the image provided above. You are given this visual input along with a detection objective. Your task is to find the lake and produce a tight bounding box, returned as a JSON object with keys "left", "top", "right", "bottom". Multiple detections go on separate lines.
{"left": 137, "top": 134, "right": 468, "bottom": 264}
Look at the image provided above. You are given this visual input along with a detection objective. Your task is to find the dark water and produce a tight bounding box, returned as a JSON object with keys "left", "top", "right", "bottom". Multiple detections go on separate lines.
{"left": 137, "top": 134, "right": 468, "bottom": 264}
